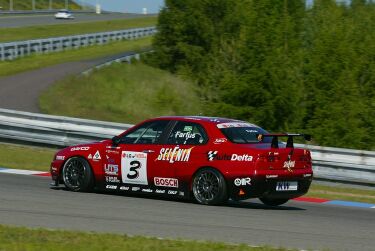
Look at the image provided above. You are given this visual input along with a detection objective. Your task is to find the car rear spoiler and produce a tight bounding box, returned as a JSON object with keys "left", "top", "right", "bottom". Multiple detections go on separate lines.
{"left": 256, "top": 133, "right": 311, "bottom": 148}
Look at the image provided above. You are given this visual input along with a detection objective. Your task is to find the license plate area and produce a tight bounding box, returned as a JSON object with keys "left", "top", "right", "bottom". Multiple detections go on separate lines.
{"left": 276, "top": 181, "right": 298, "bottom": 191}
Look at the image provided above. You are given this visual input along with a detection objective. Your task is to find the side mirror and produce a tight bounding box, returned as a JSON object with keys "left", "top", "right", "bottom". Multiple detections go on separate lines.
{"left": 112, "top": 136, "right": 121, "bottom": 146}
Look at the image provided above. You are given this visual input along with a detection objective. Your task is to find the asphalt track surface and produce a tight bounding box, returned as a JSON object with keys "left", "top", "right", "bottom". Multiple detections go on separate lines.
{"left": 0, "top": 173, "right": 374, "bottom": 251}
{"left": 0, "top": 13, "right": 150, "bottom": 28}
{"left": 0, "top": 52, "right": 135, "bottom": 112}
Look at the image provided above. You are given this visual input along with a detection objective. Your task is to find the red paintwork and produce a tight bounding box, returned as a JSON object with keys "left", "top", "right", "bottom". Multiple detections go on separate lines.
{"left": 293, "top": 197, "right": 330, "bottom": 203}
{"left": 50, "top": 116, "right": 313, "bottom": 200}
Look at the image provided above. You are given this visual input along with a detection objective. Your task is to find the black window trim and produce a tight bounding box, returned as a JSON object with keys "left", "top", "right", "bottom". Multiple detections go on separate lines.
{"left": 163, "top": 120, "right": 209, "bottom": 146}
{"left": 119, "top": 120, "right": 174, "bottom": 145}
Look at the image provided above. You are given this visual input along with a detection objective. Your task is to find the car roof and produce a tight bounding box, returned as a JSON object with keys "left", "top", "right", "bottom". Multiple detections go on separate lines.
{"left": 152, "top": 116, "right": 251, "bottom": 125}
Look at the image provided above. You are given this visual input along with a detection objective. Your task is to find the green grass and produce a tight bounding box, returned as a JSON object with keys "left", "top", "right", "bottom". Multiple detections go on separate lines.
{"left": 306, "top": 183, "right": 375, "bottom": 204}
{"left": 0, "top": 143, "right": 55, "bottom": 171}
{"left": 0, "top": 0, "right": 81, "bottom": 11}
{"left": 39, "top": 62, "right": 203, "bottom": 124}
{"left": 0, "top": 225, "right": 287, "bottom": 251}
{"left": 0, "top": 36, "right": 152, "bottom": 77}
{"left": 0, "top": 16, "right": 157, "bottom": 42}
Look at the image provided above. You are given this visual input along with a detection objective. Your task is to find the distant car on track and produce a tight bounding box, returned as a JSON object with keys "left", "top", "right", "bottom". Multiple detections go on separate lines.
{"left": 50, "top": 116, "right": 313, "bottom": 206}
{"left": 54, "top": 9, "right": 74, "bottom": 19}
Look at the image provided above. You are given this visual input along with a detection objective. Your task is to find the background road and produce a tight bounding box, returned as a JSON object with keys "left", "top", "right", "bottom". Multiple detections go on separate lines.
{"left": 0, "top": 13, "right": 150, "bottom": 28}
{"left": 0, "top": 174, "right": 374, "bottom": 251}
{"left": 0, "top": 52, "right": 135, "bottom": 112}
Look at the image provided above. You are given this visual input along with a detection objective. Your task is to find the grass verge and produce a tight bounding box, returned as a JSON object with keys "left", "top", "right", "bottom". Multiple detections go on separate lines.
{"left": 0, "top": 143, "right": 55, "bottom": 171}
{"left": 0, "top": 16, "right": 157, "bottom": 42}
{"left": 0, "top": 36, "right": 152, "bottom": 77}
{"left": 39, "top": 62, "right": 203, "bottom": 124}
{"left": 0, "top": 0, "right": 81, "bottom": 11}
{"left": 0, "top": 224, "right": 287, "bottom": 251}
{"left": 306, "top": 183, "right": 375, "bottom": 204}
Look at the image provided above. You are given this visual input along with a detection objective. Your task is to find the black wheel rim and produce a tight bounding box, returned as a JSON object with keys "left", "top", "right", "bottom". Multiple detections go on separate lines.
{"left": 63, "top": 159, "right": 86, "bottom": 190}
{"left": 194, "top": 171, "right": 220, "bottom": 202}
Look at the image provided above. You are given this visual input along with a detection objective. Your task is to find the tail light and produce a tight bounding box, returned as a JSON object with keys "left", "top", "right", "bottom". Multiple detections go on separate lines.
{"left": 257, "top": 152, "right": 280, "bottom": 162}
{"left": 299, "top": 149, "right": 311, "bottom": 162}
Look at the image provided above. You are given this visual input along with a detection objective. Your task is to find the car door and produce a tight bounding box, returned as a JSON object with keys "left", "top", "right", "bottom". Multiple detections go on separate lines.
{"left": 161, "top": 121, "right": 210, "bottom": 192}
{"left": 104, "top": 120, "right": 174, "bottom": 189}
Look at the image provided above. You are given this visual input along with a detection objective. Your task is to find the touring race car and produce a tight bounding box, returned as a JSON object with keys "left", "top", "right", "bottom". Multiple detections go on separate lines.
{"left": 50, "top": 116, "right": 313, "bottom": 206}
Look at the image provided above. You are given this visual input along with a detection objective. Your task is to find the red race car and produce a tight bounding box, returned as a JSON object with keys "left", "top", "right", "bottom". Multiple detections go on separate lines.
{"left": 50, "top": 116, "right": 313, "bottom": 206}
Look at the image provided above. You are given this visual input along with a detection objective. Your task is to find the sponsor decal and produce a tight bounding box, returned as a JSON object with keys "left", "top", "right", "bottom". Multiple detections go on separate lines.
{"left": 51, "top": 167, "right": 57, "bottom": 171}
{"left": 93, "top": 150, "right": 101, "bottom": 161}
{"left": 210, "top": 118, "right": 221, "bottom": 123}
{"left": 88, "top": 154, "right": 92, "bottom": 159}
{"left": 154, "top": 177, "right": 178, "bottom": 188}
{"left": 105, "top": 176, "right": 120, "bottom": 183}
{"left": 234, "top": 177, "right": 251, "bottom": 186}
{"left": 104, "top": 164, "right": 118, "bottom": 175}
{"left": 207, "top": 151, "right": 219, "bottom": 161}
{"left": 231, "top": 154, "right": 253, "bottom": 161}
{"left": 142, "top": 188, "right": 153, "bottom": 193}
{"left": 183, "top": 126, "right": 193, "bottom": 131}
{"left": 119, "top": 186, "right": 130, "bottom": 191}
{"left": 106, "top": 149, "right": 120, "bottom": 154}
{"left": 217, "top": 122, "right": 256, "bottom": 129}
{"left": 155, "top": 189, "right": 166, "bottom": 194}
{"left": 207, "top": 151, "right": 253, "bottom": 162}
{"left": 284, "top": 160, "right": 295, "bottom": 172}
{"left": 106, "top": 185, "right": 117, "bottom": 189}
{"left": 132, "top": 187, "right": 140, "bottom": 191}
{"left": 167, "top": 190, "right": 178, "bottom": 195}
{"left": 56, "top": 155, "right": 65, "bottom": 161}
{"left": 266, "top": 174, "right": 278, "bottom": 178}
{"left": 157, "top": 147, "right": 192, "bottom": 163}
{"left": 121, "top": 151, "right": 148, "bottom": 185}
{"left": 303, "top": 173, "right": 312, "bottom": 177}
{"left": 213, "top": 138, "right": 227, "bottom": 144}
{"left": 106, "top": 146, "right": 120, "bottom": 149}
{"left": 179, "top": 191, "right": 185, "bottom": 196}
{"left": 71, "top": 147, "right": 90, "bottom": 151}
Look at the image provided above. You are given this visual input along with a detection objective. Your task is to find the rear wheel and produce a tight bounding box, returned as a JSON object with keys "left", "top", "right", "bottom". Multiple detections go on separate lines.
{"left": 62, "top": 157, "right": 94, "bottom": 192}
{"left": 259, "top": 197, "right": 289, "bottom": 206}
{"left": 192, "top": 168, "right": 228, "bottom": 205}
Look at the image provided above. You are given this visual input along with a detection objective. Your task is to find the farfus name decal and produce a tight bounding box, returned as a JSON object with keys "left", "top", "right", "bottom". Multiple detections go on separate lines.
{"left": 157, "top": 147, "right": 192, "bottom": 163}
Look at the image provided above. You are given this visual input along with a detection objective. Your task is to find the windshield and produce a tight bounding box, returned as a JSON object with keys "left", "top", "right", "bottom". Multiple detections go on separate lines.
{"left": 220, "top": 126, "right": 272, "bottom": 144}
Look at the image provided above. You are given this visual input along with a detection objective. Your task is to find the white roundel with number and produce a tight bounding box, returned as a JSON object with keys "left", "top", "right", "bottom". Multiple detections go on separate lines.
{"left": 121, "top": 151, "right": 148, "bottom": 185}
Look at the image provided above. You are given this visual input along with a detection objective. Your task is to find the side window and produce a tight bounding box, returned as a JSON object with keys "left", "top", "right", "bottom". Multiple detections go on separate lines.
{"left": 121, "top": 120, "right": 169, "bottom": 144}
{"left": 167, "top": 121, "right": 208, "bottom": 145}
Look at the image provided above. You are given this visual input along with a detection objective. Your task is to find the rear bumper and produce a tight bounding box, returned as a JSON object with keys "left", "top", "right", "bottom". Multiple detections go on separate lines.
{"left": 229, "top": 175, "right": 313, "bottom": 201}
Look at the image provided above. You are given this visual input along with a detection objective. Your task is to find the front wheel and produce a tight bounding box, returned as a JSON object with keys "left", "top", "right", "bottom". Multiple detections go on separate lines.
{"left": 259, "top": 197, "right": 289, "bottom": 206}
{"left": 192, "top": 168, "right": 228, "bottom": 205}
{"left": 62, "top": 157, "right": 94, "bottom": 192}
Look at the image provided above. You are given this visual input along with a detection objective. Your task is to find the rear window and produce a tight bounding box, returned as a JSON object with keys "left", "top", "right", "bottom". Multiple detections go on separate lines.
{"left": 220, "top": 127, "right": 272, "bottom": 144}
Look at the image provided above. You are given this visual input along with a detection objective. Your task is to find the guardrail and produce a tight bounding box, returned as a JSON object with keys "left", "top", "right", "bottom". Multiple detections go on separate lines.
{"left": 0, "top": 108, "right": 374, "bottom": 186}
{"left": 0, "top": 10, "right": 96, "bottom": 15}
{"left": 0, "top": 26, "right": 156, "bottom": 61}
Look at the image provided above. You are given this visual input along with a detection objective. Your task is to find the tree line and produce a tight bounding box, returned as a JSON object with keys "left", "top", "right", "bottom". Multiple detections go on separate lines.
{"left": 150, "top": 0, "right": 375, "bottom": 150}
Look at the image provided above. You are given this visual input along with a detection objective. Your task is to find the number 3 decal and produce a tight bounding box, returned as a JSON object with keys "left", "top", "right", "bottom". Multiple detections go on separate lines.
{"left": 121, "top": 151, "right": 148, "bottom": 185}
{"left": 127, "top": 160, "right": 141, "bottom": 179}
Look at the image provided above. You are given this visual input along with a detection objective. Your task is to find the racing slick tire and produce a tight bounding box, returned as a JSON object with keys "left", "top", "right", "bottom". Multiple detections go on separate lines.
{"left": 192, "top": 168, "right": 228, "bottom": 205}
{"left": 62, "top": 157, "right": 94, "bottom": 192}
{"left": 259, "top": 197, "right": 289, "bottom": 206}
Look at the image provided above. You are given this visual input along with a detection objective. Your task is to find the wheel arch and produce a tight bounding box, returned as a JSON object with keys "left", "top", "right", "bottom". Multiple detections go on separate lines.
{"left": 60, "top": 155, "right": 97, "bottom": 186}
{"left": 189, "top": 165, "right": 228, "bottom": 191}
